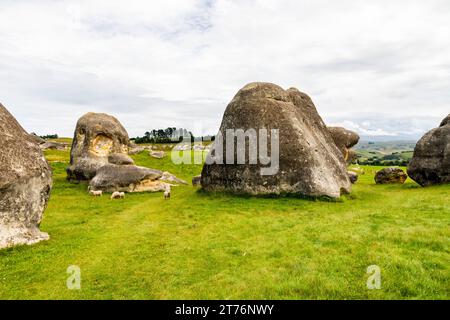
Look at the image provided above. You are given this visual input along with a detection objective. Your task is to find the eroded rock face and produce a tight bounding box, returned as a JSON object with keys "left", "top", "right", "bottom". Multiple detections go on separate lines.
{"left": 407, "top": 114, "right": 450, "bottom": 186}
{"left": 0, "top": 103, "right": 52, "bottom": 249}
{"left": 89, "top": 164, "right": 166, "bottom": 193}
{"left": 375, "top": 167, "right": 407, "bottom": 184}
{"left": 201, "top": 82, "right": 351, "bottom": 198}
{"left": 108, "top": 153, "right": 134, "bottom": 165}
{"left": 67, "top": 113, "right": 130, "bottom": 181}
{"left": 328, "top": 127, "right": 360, "bottom": 164}
{"left": 348, "top": 171, "right": 358, "bottom": 184}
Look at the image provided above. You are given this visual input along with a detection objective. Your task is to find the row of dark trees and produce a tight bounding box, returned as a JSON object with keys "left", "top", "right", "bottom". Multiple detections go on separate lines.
{"left": 358, "top": 159, "right": 410, "bottom": 166}
{"left": 40, "top": 134, "right": 58, "bottom": 139}
{"left": 132, "top": 128, "right": 214, "bottom": 144}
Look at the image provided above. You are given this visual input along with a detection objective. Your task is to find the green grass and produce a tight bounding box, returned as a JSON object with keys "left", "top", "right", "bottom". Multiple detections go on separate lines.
{"left": 0, "top": 148, "right": 449, "bottom": 300}
{"left": 48, "top": 137, "right": 73, "bottom": 144}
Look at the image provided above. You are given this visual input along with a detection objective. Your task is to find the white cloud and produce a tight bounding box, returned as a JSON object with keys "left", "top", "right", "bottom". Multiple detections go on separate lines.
{"left": 329, "top": 120, "right": 396, "bottom": 137}
{"left": 0, "top": 0, "right": 449, "bottom": 139}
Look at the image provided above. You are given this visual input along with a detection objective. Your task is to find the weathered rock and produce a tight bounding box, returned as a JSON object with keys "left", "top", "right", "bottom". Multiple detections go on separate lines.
{"left": 328, "top": 127, "right": 360, "bottom": 164}
{"left": 161, "top": 171, "right": 188, "bottom": 185}
{"left": 128, "top": 146, "right": 146, "bottom": 155}
{"left": 375, "top": 167, "right": 407, "bottom": 184}
{"left": 89, "top": 164, "right": 167, "bottom": 193}
{"left": 29, "top": 133, "right": 46, "bottom": 145}
{"left": 407, "top": 114, "right": 450, "bottom": 186}
{"left": 201, "top": 82, "right": 351, "bottom": 198}
{"left": 40, "top": 141, "right": 67, "bottom": 151}
{"left": 348, "top": 171, "right": 358, "bottom": 184}
{"left": 440, "top": 114, "right": 450, "bottom": 127}
{"left": 192, "top": 175, "right": 202, "bottom": 187}
{"left": 0, "top": 104, "right": 52, "bottom": 249}
{"left": 67, "top": 112, "right": 130, "bottom": 181}
{"left": 149, "top": 150, "right": 165, "bottom": 159}
{"left": 108, "top": 153, "right": 134, "bottom": 165}
{"left": 347, "top": 149, "right": 358, "bottom": 165}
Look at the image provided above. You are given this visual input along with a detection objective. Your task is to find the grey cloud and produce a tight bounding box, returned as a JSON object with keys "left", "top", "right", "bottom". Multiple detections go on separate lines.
{"left": 0, "top": 0, "right": 449, "bottom": 140}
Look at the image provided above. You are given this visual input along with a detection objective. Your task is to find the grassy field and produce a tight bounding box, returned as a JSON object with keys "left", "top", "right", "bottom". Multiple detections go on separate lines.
{"left": 355, "top": 141, "right": 416, "bottom": 166}
{"left": 0, "top": 147, "right": 449, "bottom": 300}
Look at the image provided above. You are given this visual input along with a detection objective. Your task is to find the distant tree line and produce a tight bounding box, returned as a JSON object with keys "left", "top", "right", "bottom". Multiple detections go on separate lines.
{"left": 131, "top": 128, "right": 215, "bottom": 144}
{"left": 40, "top": 134, "right": 59, "bottom": 139}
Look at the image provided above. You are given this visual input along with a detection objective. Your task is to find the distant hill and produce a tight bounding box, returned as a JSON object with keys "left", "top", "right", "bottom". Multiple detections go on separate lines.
{"left": 355, "top": 140, "right": 416, "bottom": 166}
{"left": 358, "top": 134, "right": 420, "bottom": 142}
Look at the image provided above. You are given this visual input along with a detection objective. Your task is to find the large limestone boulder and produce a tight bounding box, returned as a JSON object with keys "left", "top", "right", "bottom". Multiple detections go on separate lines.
{"left": 201, "top": 82, "right": 351, "bottom": 198}
{"left": 407, "top": 114, "right": 450, "bottom": 186}
{"left": 89, "top": 164, "right": 167, "bottom": 193}
{"left": 328, "top": 127, "right": 360, "bottom": 164}
{"left": 67, "top": 112, "right": 131, "bottom": 181}
{"left": 0, "top": 104, "right": 52, "bottom": 249}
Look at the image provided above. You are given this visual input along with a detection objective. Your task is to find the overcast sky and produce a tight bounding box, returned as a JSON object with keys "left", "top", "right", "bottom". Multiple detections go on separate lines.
{"left": 1, "top": 0, "right": 449, "bottom": 140}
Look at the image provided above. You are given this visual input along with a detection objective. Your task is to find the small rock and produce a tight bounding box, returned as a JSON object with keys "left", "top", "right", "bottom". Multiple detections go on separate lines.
{"left": 149, "top": 150, "right": 165, "bottom": 159}
{"left": 128, "top": 146, "right": 146, "bottom": 155}
{"left": 40, "top": 141, "right": 67, "bottom": 151}
{"left": 161, "top": 171, "right": 188, "bottom": 185}
{"left": 192, "top": 175, "right": 202, "bottom": 187}
{"left": 375, "top": 167, "right": 407, "bottom": 184}
{"left": 348, "top": 171, "right": 358, "bottom": 184}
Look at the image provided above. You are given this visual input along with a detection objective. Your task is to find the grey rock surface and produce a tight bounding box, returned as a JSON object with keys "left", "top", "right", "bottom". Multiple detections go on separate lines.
{"left": 201, "top": 82, "right": 351, "bottom": 198}
{"left": 375, "top": 167, "right": 407, "bottom": 184}
{"left": 348, "top": 171, "right": 358, "bottom": 184}
{"left": 407, "top": 114, "right": 450, "bottom": 186}
{"left": 108, "top": 153, "right": 134, "bottom": 165}
{"left": 89, "top": 164, "right": 167, "bottom": 193}
{"left": 328, "top": 127, "right": 360, "bottom": 164}
{"left": 0, "top": 103, "right": 52, "bottom": 249}
{"left": 67, "top": 112, "right": 130, "bottom": 181}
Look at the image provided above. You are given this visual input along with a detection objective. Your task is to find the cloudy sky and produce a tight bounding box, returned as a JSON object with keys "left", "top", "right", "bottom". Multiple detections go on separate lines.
{"left": 1, "top": 0, "right": 449, "bottom": 140}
